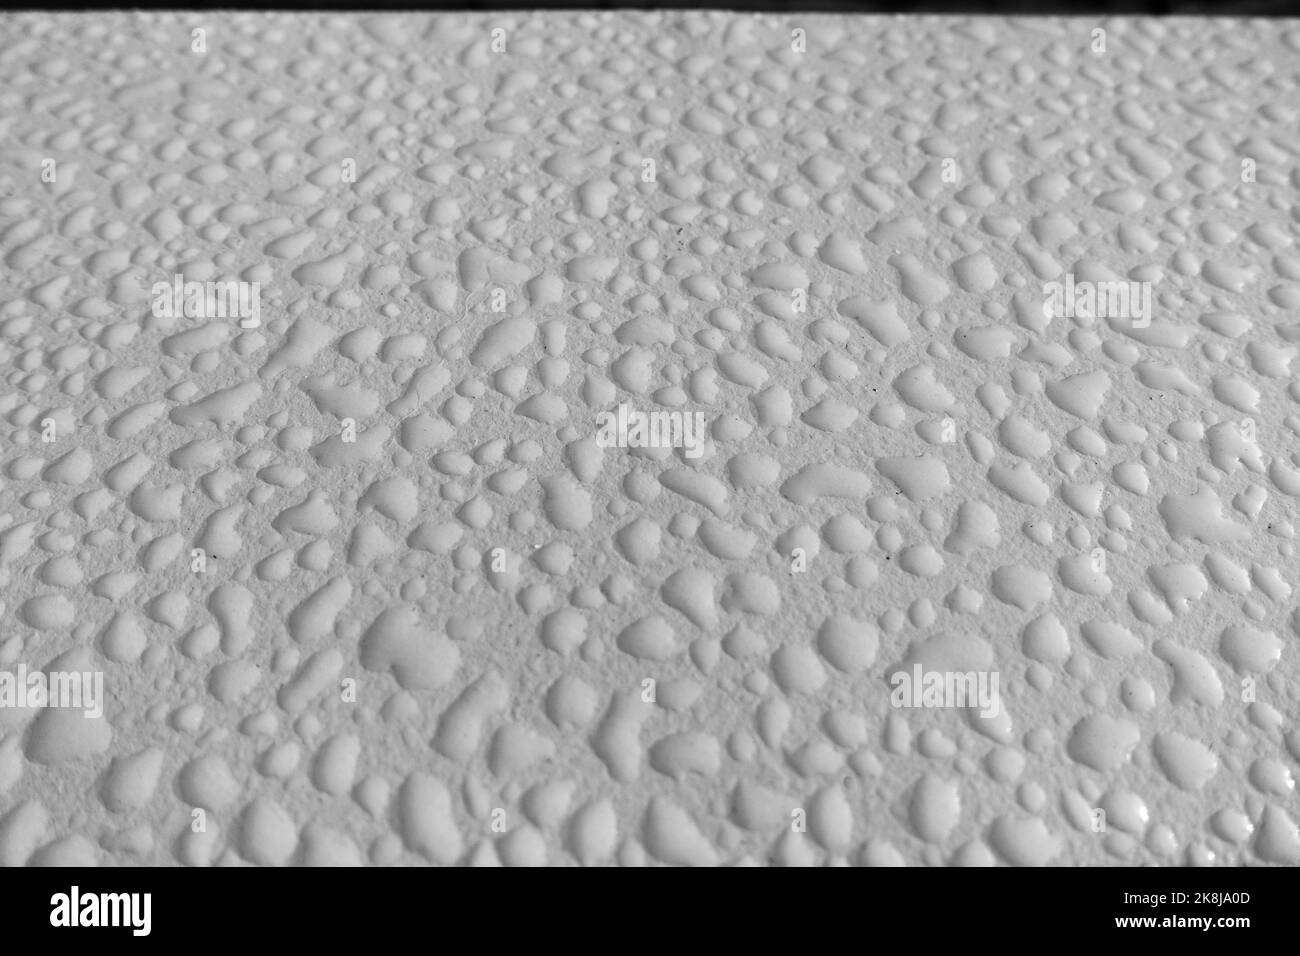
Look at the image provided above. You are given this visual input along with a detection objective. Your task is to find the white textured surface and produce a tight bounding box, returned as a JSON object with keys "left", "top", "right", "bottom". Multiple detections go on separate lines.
{"left": 2, "top": 11, "right": 1300, "bottom": 867}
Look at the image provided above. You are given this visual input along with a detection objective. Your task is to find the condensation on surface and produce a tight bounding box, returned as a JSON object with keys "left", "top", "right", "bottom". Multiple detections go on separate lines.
{"left": 1, "top": 11, "right": 1299, "bottom": 866}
